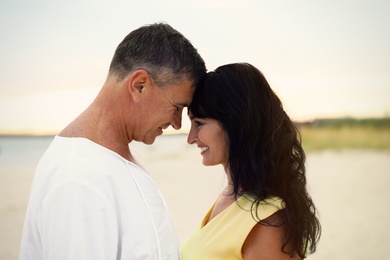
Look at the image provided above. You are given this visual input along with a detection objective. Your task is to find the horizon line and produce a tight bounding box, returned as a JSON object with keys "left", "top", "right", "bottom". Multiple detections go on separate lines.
{"left": 1, "top": 116, "right": 389, "bottom": 137}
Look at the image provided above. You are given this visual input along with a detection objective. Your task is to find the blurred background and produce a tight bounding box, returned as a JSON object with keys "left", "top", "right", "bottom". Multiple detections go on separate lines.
{"left": 1, "top": 0, "right": 389, "bottom": 259}
{"left": 1, "top": 0, "right": 389, "bottom": 134}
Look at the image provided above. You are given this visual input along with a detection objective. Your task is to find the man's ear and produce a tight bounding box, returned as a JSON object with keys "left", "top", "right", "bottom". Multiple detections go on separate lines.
{"left": 127, "top": 70, "right": 151, "bottom": 101}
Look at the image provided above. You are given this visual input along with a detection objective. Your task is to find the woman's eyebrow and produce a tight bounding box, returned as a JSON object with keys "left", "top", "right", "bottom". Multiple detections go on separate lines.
{"left": 176, "top": 102, "right": 190, "bottom": 107}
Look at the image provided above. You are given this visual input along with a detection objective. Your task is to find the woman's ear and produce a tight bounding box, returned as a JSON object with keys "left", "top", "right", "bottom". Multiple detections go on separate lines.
{"left": 127, "top": 70, "right": 151, "bottom": 101}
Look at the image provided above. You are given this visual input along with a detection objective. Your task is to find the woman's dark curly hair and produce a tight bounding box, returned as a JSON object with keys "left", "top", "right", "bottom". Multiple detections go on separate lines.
{"left": 188, "top": 63, "right": 321, "bottom": 258}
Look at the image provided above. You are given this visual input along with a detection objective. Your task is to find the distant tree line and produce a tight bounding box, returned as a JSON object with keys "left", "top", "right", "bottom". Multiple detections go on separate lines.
{"left": 296, "top": 117, "right": 390, "bottom": 128}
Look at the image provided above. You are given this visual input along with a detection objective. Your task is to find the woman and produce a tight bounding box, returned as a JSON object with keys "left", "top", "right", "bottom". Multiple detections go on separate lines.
{"left": 181, "top": 63, "right": 321, "bottom": 259}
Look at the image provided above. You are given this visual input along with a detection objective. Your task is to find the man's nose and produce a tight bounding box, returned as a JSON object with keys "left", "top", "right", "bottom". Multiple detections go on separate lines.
{"left": 171, "top": 110, "right": 182, "bottom": 130}
{"left": 187, "top": 127, "right": 197, "bottom": 144}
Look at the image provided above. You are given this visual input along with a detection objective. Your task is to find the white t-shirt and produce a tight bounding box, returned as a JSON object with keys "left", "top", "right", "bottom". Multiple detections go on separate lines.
{"left": 20, "top": 136, "right": 180, "bottom": 260}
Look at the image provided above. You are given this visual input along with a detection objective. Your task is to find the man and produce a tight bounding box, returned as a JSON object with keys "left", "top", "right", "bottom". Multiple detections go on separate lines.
{"left": 20, "top": 23, "right": 206, "bottom": 259}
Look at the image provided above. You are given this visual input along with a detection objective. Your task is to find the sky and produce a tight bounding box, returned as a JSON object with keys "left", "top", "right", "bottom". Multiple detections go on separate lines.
{"left": 0, "top": 0, "right": 389, "bottom": 135}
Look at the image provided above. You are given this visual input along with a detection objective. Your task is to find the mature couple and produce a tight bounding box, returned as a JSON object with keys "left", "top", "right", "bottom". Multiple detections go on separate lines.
{"left": 20, "top": 23, "right": 320, "bottom": 260}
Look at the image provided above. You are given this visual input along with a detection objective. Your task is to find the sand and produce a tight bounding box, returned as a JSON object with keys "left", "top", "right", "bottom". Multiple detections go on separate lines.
{"left": 1, "top": 136, "right": 389, "bottom": 259}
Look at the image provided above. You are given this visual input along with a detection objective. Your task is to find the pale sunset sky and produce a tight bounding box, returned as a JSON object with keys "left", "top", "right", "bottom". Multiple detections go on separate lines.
{"left": 0, "top": 0, "right": 389, "bottom": 135}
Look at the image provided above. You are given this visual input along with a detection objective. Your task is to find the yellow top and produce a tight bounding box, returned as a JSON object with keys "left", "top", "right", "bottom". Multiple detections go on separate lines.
{"left": 181, "top": 195, "right": 284, "bottom": 260}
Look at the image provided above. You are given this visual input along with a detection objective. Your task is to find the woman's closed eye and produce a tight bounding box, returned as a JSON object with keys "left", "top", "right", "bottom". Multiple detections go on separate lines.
{"left": 193, "top": 119, "right": 204, "bottom": 127}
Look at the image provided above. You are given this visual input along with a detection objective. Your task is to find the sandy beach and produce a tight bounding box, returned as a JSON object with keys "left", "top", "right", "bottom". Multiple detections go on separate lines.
{"left": 1, "top": 135, "right": 389, "bottom": 259}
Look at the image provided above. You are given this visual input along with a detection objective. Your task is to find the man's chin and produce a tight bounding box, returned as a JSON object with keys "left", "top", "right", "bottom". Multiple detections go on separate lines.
{"left": 142, "top": 134, "right": 160, "bottom": 145}
{"left": 142, "top": 138, "right": 156, "bottom": 145}
{"left": 141, "top": 129, "right": 163, "bottom": 145}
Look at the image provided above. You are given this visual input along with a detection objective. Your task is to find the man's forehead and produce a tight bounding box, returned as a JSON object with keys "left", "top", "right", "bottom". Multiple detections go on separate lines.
{"left": 174, "top": 80, "right": 195, "bottom": 106}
